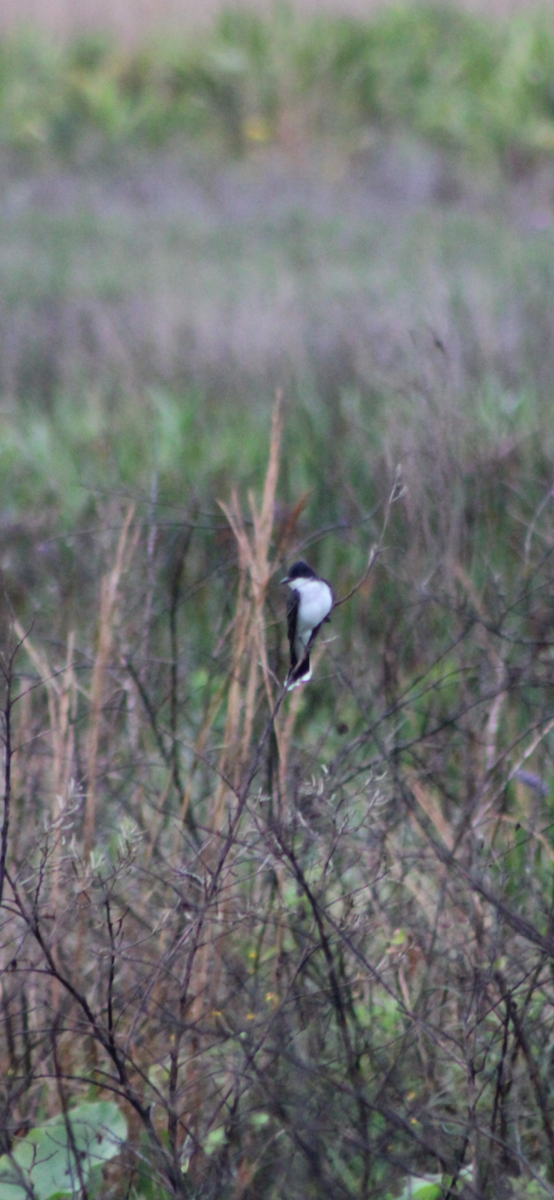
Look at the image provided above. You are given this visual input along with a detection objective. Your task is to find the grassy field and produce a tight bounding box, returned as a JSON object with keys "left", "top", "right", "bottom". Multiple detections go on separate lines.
{"left": 3, "top": 6, "right": 554, "bottom": 1199}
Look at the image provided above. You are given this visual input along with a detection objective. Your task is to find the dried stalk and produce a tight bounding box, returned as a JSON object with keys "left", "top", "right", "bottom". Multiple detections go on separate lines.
{"left": 84, "top": 504, "right": 138, "bottom": 859}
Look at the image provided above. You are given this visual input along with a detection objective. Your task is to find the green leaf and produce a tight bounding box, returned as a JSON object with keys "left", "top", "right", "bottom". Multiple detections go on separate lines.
{"left": 394, "top": 1176, "right": 442, "bottom": 1200}
{"left": 0, "top": 1101, "right": 127, "bottom": 1200}
{"left": 204, "top": 1127, "right": 227, "bottom": 1156}
{"left": 249, "top": 1112, "right": 270, "bottom": 1129}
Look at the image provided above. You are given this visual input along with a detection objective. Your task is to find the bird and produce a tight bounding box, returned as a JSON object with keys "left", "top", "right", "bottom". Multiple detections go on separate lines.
{"left": 281, "top": 561, "right": 333, "bottom": 689}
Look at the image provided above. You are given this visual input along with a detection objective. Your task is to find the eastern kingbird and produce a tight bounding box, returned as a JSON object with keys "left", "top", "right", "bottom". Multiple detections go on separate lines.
{"left": 281, "top": 561, "right": 333, "bottom": 688}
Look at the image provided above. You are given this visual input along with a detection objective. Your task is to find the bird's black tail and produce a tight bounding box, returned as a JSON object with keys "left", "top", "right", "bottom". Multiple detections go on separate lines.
{"left": 286, "top": 653, "right": 312, "bottom": 689}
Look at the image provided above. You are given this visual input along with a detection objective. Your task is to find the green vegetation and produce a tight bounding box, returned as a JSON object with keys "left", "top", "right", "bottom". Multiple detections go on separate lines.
{"left": 1, "top": 4, "right": 554, "bottom": 165}
{"left": 3, "top": 4, "right": 554, "bottom": 1198}
{"left": 0, "top": 1102, "right": 127, "bottom": 1199}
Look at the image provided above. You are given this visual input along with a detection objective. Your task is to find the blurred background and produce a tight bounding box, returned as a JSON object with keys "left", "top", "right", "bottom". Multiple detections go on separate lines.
{"left": 2, "top": 0, "right": 554, "bottom": 616}
{"left": 0, "top": 0, "right": 536, "bottom": 41}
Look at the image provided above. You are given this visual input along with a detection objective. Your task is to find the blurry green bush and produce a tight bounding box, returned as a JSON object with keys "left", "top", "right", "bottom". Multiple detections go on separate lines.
{"left": 1, "top": 4, "right": 554, "bottom": 165}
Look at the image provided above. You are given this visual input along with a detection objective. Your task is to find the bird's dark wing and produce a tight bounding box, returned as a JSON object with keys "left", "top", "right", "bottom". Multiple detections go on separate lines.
{"left": 306, "top": 620, "right": 324, "bottom": 651}
{"left": 287, "top": 589, "right": 300, "bottom": 666}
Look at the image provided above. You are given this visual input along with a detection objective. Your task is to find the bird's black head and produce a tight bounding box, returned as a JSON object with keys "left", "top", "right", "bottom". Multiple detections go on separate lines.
{"left": 281, "top": 560, "right": 317, "bottom": 583}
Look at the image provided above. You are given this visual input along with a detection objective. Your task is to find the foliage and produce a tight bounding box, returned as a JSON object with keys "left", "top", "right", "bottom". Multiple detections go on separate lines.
{"left": 0, "top": 1102, "right": 127, "bottom": 1199}
{"left": 1, "top": 6, "right": 554, "bottom": 165}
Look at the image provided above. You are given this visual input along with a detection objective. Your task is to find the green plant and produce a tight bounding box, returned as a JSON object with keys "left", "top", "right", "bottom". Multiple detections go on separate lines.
{"left": 0, "top": 1102, "right": 127, "bottom": 1199}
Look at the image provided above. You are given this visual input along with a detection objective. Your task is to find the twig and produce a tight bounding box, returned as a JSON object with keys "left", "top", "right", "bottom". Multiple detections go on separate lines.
{"left": 333, "top": 467, "right": 405, "bottom": 609}
{"left": 0, "top": 636, "right": 24, "bottom": 907}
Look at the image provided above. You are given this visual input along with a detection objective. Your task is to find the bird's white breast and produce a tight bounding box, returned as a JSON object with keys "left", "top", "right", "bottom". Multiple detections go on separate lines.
{"left": 292, "top": 578, "right": 333, "bottom": 632}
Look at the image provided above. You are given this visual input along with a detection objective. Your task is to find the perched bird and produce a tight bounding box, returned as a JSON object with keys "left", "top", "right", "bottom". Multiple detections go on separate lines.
{"left": 281, "top": 561, "right": 333, "bottom": 688}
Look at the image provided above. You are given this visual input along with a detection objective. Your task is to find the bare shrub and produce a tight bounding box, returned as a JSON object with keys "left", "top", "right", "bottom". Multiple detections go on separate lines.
{"left": 2, "top": 392, "right": 554, "bottom": 1200}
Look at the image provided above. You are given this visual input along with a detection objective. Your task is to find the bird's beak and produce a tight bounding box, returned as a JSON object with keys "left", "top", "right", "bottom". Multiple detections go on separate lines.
{"left": 280, "top": 576, "right": 290, "bottom": 584}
